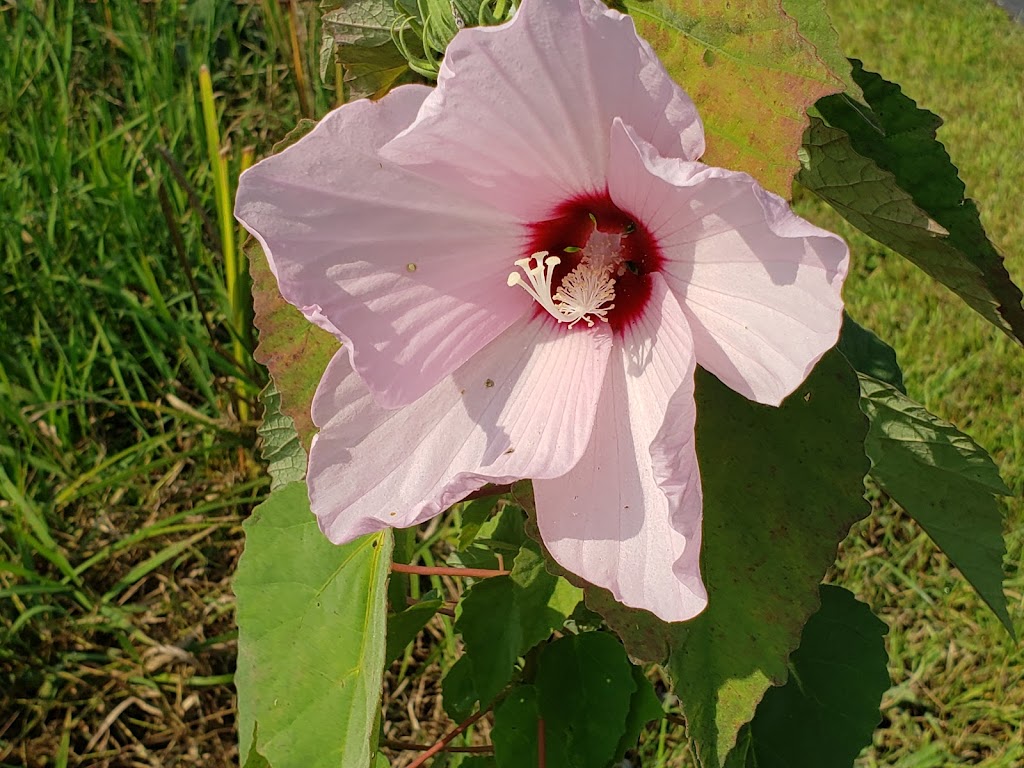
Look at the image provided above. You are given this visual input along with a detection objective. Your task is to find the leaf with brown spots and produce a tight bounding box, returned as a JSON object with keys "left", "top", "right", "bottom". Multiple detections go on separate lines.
{"left": 625, "top": 0, "right": 844, "bottom": 197}
{"left": 247, "top": 237, "right": 340, "bottom": 452}
{"left": 247, "top": 121, "right": 341, "bottom": 452}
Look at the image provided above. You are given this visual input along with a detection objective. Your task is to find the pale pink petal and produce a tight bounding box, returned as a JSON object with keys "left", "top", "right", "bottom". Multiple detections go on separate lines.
{"left": 536, "top": 277, "right": 706, "bottom": 622}
{"left": 380, "top": 0, "right": 704, "bottom": 221}
{"left": 607, "top": 119, "right": 848, "bottom": 406}
{"left": 308, "top": 317, "right": 612, "bottom": 543}
{"left": 235, "top": 85, "right": 532, "bottom": 409}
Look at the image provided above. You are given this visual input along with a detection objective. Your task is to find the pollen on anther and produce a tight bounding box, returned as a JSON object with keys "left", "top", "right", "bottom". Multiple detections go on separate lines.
{"left": 507, "top": 248, "right": 616, "bottom": 328}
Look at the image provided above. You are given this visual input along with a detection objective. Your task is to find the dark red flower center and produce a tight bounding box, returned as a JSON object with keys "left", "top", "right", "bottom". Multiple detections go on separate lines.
{"left": 523, "top": 192, "right": 662, "bottom": 333}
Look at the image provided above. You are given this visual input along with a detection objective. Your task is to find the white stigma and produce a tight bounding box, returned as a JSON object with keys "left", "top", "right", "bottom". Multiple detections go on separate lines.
{"left": 507, "top": 232, "right": 622, "bottom": 328}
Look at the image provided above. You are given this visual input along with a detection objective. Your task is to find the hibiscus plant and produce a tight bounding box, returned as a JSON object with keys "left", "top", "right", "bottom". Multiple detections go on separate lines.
{"left": 231, "top": 0, "right": 1023, "bottom": 766}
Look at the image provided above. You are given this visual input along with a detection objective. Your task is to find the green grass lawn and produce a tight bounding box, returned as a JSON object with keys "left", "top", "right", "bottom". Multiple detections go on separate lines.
{"left": 0, "top": 0, "right": 1021, "bottom": 765}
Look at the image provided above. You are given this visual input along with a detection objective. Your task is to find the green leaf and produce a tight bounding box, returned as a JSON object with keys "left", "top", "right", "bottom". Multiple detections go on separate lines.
{"left": 837, "top": 313, "right": 905, "bottom": 393}
{"left": 670, "top": 353, "right": 869, "bottom": 766}
{"left": 839, "top": 325, "right": 1011, "bottom": 633}
{"left": 339, "top": 44, "right": 422, "bottom": 101}
{"left": 247, "top": 239, "right": 339, "bottom": 454}
{"left": 458, "top": 759, "right": 498, "bottom": 768}
{"left": 624, "top": 0, "right": 843, "bottom": 196}
{"left": 725, "top": 585, "right": 889, "bottom": 768}
{"left": 535, "top": 633, "right": 639, "bottom": 768}
{"left": 800, "top": 61, "right": 1024, "bottom": 343}
{"left": 614, "top": 665, "right": 663, "bottom": 761}
{"left": 448, "top": 502, "right": 525, "bottom": 572}
{"left": 319, "top": 0, "right": 420, "bottom": 99}
{"left": 582, "top": 586, "right": 674, "bottom": 664}
{"left": 242, "top": 749, "right": 271, "bottom": 768}
{"left": 387, "top": 527, "right": 417, "bottom": 617}
{"left": 491, "top": 632, "right": 643, "bottom": 768}
{"left": 459, "top": 497, "right": 499, "bottom": 550}
{"left": 256, "top": 381, "right": 307, "bottom": 489}
{"left": 492, "top": 685, "right": 568, "bottom": 768}
{"left": 322, "top": 0, "right": 399, "bottom": 48}
{"left": 385, "top": 594, "right": 443, "bottom": 667}
{"left": 441, "top": 655, "right": 481, "bottom": 723}
{"left": 445, "top": 540, "right": 582, "bottom": 719}
{"left": 242, "top": 724, "right": 272, "bottom": 768}
{"left": 858, "top": 374, "right": 1013, "bottom": 635}
{"left": 234, "top": 483, "right": 393, "bottom": 768}
{"left": 579, "top": 352, "right": 869, "bottom": 766}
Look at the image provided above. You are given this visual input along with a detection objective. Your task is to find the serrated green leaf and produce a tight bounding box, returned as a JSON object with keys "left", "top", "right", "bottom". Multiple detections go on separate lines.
{"left": 535, "top": 633, "right": 638, "bottom": 768}
{"left": 778, "top": 0, "right": 862, "bottom": 100}
{"left": 508, "top": 541, "right": 583, "bottom": 641}
{"left": 490, "top": 636, "right": 646, "bottom": 767}
{"left": 625, "top": 0, "right": 843, "bottom": 196}
{"left": 385, "top": 596, "right": 443, "bottom": 666}
{"left": 837, "top": 313, "right": 905, "bottom": 393}
{"left": 614, "top": 662, "right": 663, "bottom": 761}
{"left": 801, "top": 61, "right": 1024, "bottom": 343}
{"left": 725, "top": 585, "right": 888, "bottom": 768}
{"left": 445, "top": 540, "right": 582, "bottom": 719}
{"left": 319, "top": 0, "right": 420, "bottom": 99}
{"left": 839, "top": 326, "right": 1011, "bottom": 634}
{"left": 322, "top": 0, "right": 399, "bottom": 47}
{"left": 256, "top": 381, "right": 307, "bottom": 489}
{"left": 234, "top": 483, "right": 393, "bottom": 768}
{"left": 858, "top": 374, "right": 1013, "bottom": 636}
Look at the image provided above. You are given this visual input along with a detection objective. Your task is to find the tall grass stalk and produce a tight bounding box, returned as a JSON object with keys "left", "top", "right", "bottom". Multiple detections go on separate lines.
{"left": 198, "top": 64, "right": 253, "bottom": 421}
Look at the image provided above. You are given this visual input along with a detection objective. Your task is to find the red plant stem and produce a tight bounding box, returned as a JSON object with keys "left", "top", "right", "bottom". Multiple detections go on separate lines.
{"left": 538, "top": 716, "right": 546, "bottom": 768}
{"left": 391, "top": 563, "right": 510, "bottom": 578}
{"left": 406, "top": 709, "right": 490, "bottom": 768}
{"left": 381, "top": 739, "right": 493, "bottom": 754}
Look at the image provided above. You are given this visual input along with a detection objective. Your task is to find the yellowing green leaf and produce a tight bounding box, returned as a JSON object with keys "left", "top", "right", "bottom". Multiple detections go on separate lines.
{"left": 626, "top": 0, "right": 843, "bottom": 196}
{"left": 581, "top": 353, "right": 869, "bottom": 767}
{"left": 247, "top": 238, "right": 339, "bottom": 451}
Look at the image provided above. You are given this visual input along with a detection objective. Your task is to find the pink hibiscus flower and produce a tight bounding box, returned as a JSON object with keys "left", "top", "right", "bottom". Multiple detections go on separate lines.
{"left": 235, "top": 0, "right": 848, "bottom": 621}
